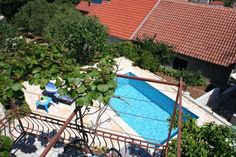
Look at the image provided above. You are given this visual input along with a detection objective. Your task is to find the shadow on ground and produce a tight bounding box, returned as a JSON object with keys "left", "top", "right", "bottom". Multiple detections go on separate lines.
{"left": 11, "top": 133, "right": 88, "bottom": 157}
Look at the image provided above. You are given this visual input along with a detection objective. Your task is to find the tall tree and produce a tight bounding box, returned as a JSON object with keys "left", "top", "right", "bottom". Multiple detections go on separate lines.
{"left": 44, "top": 5, "right": 108, "bottom": 65}
{"left": 13, "top": 0, "right": 58, "bottom": 36}
{"left": 0, "top": 0, "right": 30, "bottom": 20}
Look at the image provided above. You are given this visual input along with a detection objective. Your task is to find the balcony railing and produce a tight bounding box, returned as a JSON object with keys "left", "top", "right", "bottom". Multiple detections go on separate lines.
{"left": 0, "top": 74, "right": 183, "bottom": 157}
{"left": 0, "top": 109, "right": 165, "bottom": 157}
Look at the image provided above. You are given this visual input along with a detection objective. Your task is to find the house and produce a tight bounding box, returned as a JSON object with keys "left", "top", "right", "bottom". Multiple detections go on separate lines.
{"left": 76, "top": 0, "right": 158, "bottom": 42}
{"left": 77, "top": 0, "right": 236, "bottom": 86}
{"left": 132, "top": 0, "right": 236, "bottom": 85}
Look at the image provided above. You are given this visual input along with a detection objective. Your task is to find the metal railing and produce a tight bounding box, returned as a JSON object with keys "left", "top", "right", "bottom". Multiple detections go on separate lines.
{"left": 1, "top": 109, "right": 165, "bottom": 157}
{"left": 0, "top": 74, "right": 183, "bottom": 157}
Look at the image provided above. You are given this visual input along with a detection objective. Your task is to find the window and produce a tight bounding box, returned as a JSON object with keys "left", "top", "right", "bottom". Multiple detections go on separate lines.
{"left": 173, "top": 57, "right": 188, "bottom": 70}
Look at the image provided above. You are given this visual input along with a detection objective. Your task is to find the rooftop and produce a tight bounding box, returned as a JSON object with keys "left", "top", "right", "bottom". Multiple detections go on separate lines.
{"left": 132, "top": 0, "right": 236, "bottom": 67}
{"left": 77, "top": 0, "right": 236, "bottom": 67}
{"left": 76, "top": 0, "right": 158, "bottom": 39}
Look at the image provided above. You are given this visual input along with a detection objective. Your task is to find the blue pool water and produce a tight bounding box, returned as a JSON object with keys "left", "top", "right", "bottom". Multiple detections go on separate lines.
{"left": 109, "top": 72, "right": 198, "bottom": 144}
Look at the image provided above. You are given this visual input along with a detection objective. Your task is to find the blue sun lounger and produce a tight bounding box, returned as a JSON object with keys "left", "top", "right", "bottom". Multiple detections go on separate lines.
{"left": 45, "top": 82, "right": 74, "bottom": 105}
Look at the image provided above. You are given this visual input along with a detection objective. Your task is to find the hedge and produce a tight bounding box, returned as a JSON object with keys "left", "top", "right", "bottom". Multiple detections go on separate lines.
{"left": 104, "top": 39, "right": 205, "bottom": 86}
{"left": 158, "top": 66, "right": 205, "bottom": 86}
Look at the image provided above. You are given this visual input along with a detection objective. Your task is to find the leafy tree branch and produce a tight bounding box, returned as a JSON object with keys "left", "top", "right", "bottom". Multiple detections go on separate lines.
{"left": 0, "top": 39, "right": 116, "bottom": 109}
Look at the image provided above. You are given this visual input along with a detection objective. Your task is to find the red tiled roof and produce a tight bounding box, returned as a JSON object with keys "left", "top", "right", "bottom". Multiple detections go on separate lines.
{"left": 133, "top": 0, "right": 236, "bottom": 67}
{"left": 76, "top": 1, "right": 100, "bottom": 13}
{"left": 76, "top": 0, "right": 158, "bottom": 39}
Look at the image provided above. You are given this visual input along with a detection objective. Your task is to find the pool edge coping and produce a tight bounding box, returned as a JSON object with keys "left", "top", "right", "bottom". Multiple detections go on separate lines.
{"left": 115, "top": 57, "right": 231, "bottom": 127}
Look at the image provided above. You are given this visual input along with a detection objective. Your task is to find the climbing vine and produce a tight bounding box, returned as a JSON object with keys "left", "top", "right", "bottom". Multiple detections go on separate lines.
{"left": 0, "top": 39, "right": 116, "bottom": 108}
{"left": 0, "top": 135, "right": 13, "bottom": 157}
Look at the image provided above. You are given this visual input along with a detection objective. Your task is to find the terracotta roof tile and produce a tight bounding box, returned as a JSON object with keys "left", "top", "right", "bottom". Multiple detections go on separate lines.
{"left": 76, "top": 0, "right": 158, "bottom": 39}
{"left": 76, "top": 1, "right": 100, "bottom": 13}
{"left": 133, "top": 0, "right": 236, "bottom": 66}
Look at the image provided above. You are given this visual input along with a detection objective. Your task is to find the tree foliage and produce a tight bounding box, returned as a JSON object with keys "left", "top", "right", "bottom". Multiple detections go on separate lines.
{"left": 48, "top": 0, "right": 80, "bottom": 3}
{"left": 13, "top": 0, "right": 58, "bottom": 36}
{"left": 0, "top": 20, "right": 17, "bottom": 51}
{"left": 0, "top": 39, "right": 116, "bottom": 108}
{"left": 44, "top": 5, "right": 108, "bottom": 65}
{"left": 104, "top": 42, "right": 139, "bottom": 62}
{"left": 115, "top": 42, "right": 139, "bottom": 62}
{"left": 0, "top": 135, "right": 13, "bottom": 157}
{"left": 223, "top": 0, "right": 235, "bottom": 7}
{"left": 134, "top": 36, "right": 174, "bottom": 66}
{"left": 137, "top": 50, "right": 159, "bottom": 72}
{"left": 167, "top": 118, "right": 236, "bottom": 157}
{"left": 0, "top": 0, "right": 30, "bottom": 20}
{"left": 104, "top": 38, "right": 173, "bottom": 71}
{"left": 103, "top": 38, "right": 204, "bottom": 86}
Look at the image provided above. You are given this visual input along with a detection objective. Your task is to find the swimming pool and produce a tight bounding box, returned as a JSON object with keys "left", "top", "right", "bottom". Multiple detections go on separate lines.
{"left": 109, "top": 72, "right": 198, "bottom": 144}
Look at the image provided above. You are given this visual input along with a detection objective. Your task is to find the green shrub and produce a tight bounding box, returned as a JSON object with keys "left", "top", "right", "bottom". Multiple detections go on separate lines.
{"left": 102, "top": 44, "right": 119, "bottom": 58}
{"left": 103, "top": 38, "right": 203, "bottom": 86}
{"left": 159, "top": 67, "right": 205, "bottom": 86}
{"left": 53, "top": 0, "right": 80, "bottom": 4}
{"left": 70, "top": 0, "right": 80, "bottom": 4}
{"left": 167, "top": 118, "right": 236, "bottom": 157}
{"left": 102, "top": 42, "right": 139, "bottom": 62}
{"left": 103, "top": 38, "right": 173, "bottom": 73}
{"left": 0, "top": 135, "right": 13, "bottom": 157}
{"left": 114, "top": 42, "right": 139, "bottom": 62}
{"left": 137, "top": 50, "right": 159, "bottom": 72}
{"left": 223, "top": 0, "right": 234, "bottom": 7}
{"left": 134, "top": 37, "right": 174, "bottom": 65}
